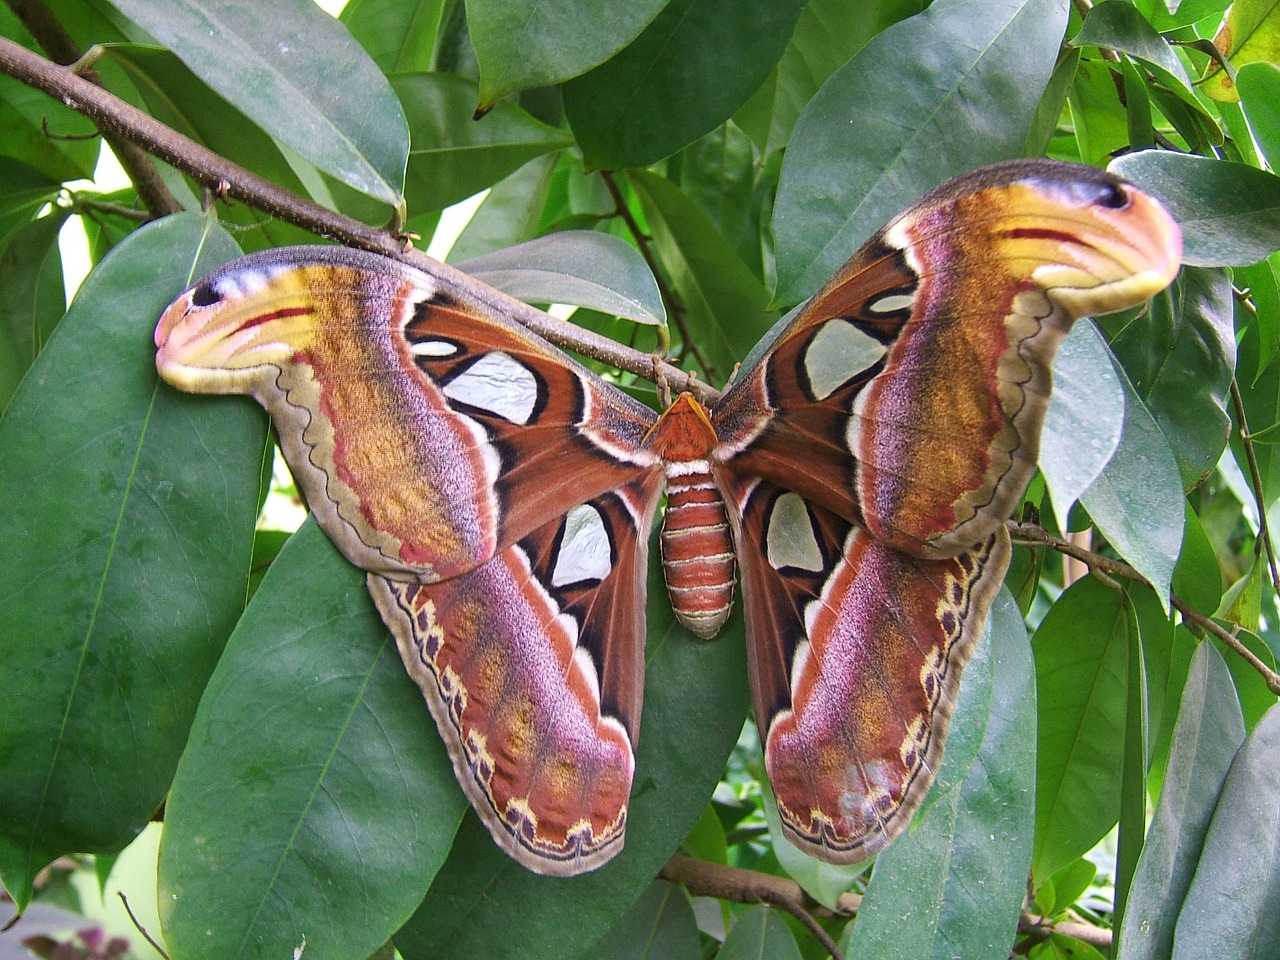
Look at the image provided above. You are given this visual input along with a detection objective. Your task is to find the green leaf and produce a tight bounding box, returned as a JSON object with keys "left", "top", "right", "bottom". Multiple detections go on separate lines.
{"left": 158, "top": 520, "right": 466, "bottom": 960}
{"left": 1110, "top": 268, "right": 1235, "bottom": 490}
{"left": 1170, "top": 703, "right": 1280, "bottom": 956}
{"left": 563, "top": 0, "right": 809, "bottom": 170}
{"left": 1238, "top": 61, "right": 1280, "bottom": 169}
{"left": 0, "top": 215, "right": 261, "bottom": 908}
{"left": 734, "top": 0, "right": 924, "bottom": 160}
{"left": 679, "top": 803, "right": 729, "bottom": 865}
{"left": 341, "top": 0, "right": 444, "bottom": 74}
{"left": 0, "top": 209, "right": 66, "bottom": 410}
{"left": 1080, "top": 357, "right": 1184, "bottom": 608}
{"left": 396, "top": 73, "right": 574, "bottom": 213}
{"left": 446, "top": 155, "right": 559, "bottom": 263}
{"left": 1041, "top": 322, "right": 1125, "bottom": 530}
{"left": 1110, "top": 151, "right": 1280, "bottom": 267}
{"left": 844, "top": 591, "right": 1034, "bottom": 959}
{"left": 580, "top": 880, "right": 701, "bottom": 960}
{"left": 629, "top": 170, "right": 776, "bottom": 380}
{"left": 773, "top": 0, "right": 1068, "bottom": 303}
{"left": 1037, "top": 858, "right": 1097, "bottom": 917}
{"left": 1024, "top": 48, "right": 1080, "bottom": 156}
{"left": 1067, "top": 58, "right": 1131, "bottom": 166}
{"left": 1032, "top": 577, "right": 1129, "bottom": 886}
{"left": 718, "top": 904, "right": 803, "bottom": 960}
{"left": 1117, "top": 642, "right": 1246, "bottom": 960}
{"left": 457, "top": 231, "right": 665, "bottom": 325}
{"left": 468, "top": 0, "right": 670, "bottom": 107}
{"left": 395, "top": 549, "right": 750, "bottom": 960}
{"left": 106, "top": 0, "right": 409, "bottom": 206}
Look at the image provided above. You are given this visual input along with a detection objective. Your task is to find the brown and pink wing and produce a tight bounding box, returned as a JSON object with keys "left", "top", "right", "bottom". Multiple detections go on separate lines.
{"left": 713, "top": 159, "right": 1182, "bottom": 557}
{"left": 710, "top": 160, "right": 1180, "bottom": 860}
{"left": 368, "top": 472, "right": 663, "bottom": 875}
{"left": 155, "top": 246, "right": 660, "bottom": 582}
{"left": 719, "top": 474, "right": 1009, "bottom": 861}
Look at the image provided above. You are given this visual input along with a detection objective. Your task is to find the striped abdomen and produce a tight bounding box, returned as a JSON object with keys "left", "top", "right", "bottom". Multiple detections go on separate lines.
{"left": 660, "top": 459, "right": 736, "bottom": 639}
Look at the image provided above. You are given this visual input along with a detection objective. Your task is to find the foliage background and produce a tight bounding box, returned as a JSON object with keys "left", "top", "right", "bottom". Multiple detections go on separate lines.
{"left": 2, "top": 0, "right": 1280, "bottom": 958}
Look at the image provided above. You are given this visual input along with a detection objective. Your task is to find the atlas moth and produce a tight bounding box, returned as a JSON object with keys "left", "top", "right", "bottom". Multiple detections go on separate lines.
{"left": 155, "top": 159, "right": 1181, "bottom": 876}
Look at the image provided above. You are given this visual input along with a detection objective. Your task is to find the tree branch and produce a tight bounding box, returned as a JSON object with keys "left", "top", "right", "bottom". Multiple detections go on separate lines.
{"left": 3, "top": 0, "right": 180, "bottom": 217}
{"left": 660, "top": 855, "right": 851, "bottom": 959}
{"left": 0, "top": 35, "right": 719, "bottom": 404}
{"left": 661, "top": 854, "right": 1119, "bottom": 955}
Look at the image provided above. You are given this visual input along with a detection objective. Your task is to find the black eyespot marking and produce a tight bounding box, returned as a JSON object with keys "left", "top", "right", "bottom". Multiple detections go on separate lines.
{"left": 1095, "top": 182, "right": 1130, "bottom": 210}
{"left": 190, "top": 283, "right": 221, "bottom": 307}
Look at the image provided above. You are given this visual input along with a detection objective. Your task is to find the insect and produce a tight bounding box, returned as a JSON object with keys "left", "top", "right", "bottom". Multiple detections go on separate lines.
{"left": 155, "top": 159, "right": 1181, "bottom": 876}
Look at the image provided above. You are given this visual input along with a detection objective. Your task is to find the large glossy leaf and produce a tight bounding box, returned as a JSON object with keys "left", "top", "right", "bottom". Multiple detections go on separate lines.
{"left": 562, "top": 0, "right": 808, "bottom": 170}
{"left": 1117, "top": 642, "right": 1246, "bottom": 960}
{"left": 394, "top": 547, "right": 751, "bottom": 960}
{"left": 0, "top": 209, "right": 65, "bottom": 410}
{"left": 1171, "top": 704, "right": 1280, "bottom": 956}
{"left": 0, "top": 214, "right": 262, "bottom": 908}
{"left": 843, "top": 591, "right": 1034, "bottom": 958}
{"left": 1041, "top": 322, "right": 1125, "bottom": 530}
{"left": 628, "top": 170, "right": 775, "bottom": 382}
{"left": 1109, "top": 268, "right": 1235, "bottom": 490}
{"left": 773, "top": 0, "right": 1068, "bottom": 303}
{"left": 1080, "top": 356, "right": 1184, "bottom": 607}
{"left": 581, "top": 880, "right": 701, "bottom": 960}
{"left": 457, "top": 231, "right": 665, "bottom": 325}
{"left": 341, "top": 0, "right": 443, "bottom": 74}
{"left": 105, "top": 0, "right": 408, "bottom": 206}
{"left": 159, "top": 519, "right": 466, "bottom": 960}
{"left": 1032, "top": 577, "right": 1130, "bottom": 885}
{"left": 396, "top": 73, "right": 574, "bottom": 213}
{"left": 1111, "top": 151, "right": 1280, "bottom": 267}
{"left": 468, "top": 0, "right": 670, "bottom": 107}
